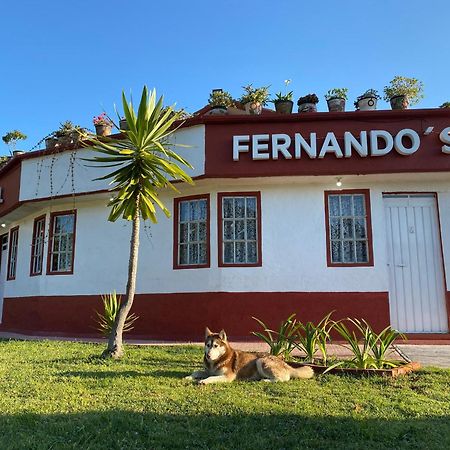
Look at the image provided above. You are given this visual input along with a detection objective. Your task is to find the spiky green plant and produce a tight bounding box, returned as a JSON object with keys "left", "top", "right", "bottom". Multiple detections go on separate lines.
{"left": 96, "top": 291, "right": 139, "bottom": 337}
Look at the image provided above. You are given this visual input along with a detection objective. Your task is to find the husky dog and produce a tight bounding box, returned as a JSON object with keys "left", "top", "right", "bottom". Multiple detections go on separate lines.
{"left": 186, "top": 327, "right": 314, "bottom": 384}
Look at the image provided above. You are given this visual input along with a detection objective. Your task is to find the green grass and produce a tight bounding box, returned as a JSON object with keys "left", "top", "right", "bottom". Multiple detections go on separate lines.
{"left": 0, "top": 340, "right": 449, "bottom": 449}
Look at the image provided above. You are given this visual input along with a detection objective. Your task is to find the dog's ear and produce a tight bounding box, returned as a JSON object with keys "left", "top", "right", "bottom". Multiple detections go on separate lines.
{"left": 218, "top": 329, "right": 227, "bottom": 342}
{"left": 205, "top": 327, "right": 212, "bottom": 339}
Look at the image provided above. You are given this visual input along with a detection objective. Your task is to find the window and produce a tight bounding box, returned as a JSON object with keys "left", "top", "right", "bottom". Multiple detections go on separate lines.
{"left": 218, "top": 192, "right": 262, "bottom": 267}
{"left": 30, "top": 215, "right": 46, "bottom": 276}
{"left": 173, "top": 195, "right": 210, "bottom": 269}
{"left": 7, "top": 227, "right": 19, "bottom": 280}
{"left": 325, "top": 190, "right": 373, "bottom": 266}
{"left": 47, "top": 211, "right": 76, "bottom": 274}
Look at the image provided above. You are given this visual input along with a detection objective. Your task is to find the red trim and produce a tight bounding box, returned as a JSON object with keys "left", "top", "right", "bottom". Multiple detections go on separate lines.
{"left": 46, "top": 210, "right": 77, "bottom": 275}
{"left": 217, "top": 191, "right": 262, "bottom": 267}
{"left": 7, "top": 226, "right": 19, "bottom": 280}
{"left": 324, "top": 189, "right": 374, "bottom": 267}
{"left": 29, "top": 215, "right": 46, "bottom": 277}
{"left": 173, "top": 194, "right": 210, "bottom": 270}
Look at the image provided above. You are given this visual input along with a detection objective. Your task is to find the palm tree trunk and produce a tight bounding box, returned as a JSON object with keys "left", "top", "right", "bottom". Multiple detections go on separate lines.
{"left": 102, "top": 201, "right": 140, "bottom": 358}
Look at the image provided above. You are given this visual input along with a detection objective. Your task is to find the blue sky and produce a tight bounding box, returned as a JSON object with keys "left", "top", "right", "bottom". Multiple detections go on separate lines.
{"left": 1, "top": 0, "right": 449, "bottom": 155}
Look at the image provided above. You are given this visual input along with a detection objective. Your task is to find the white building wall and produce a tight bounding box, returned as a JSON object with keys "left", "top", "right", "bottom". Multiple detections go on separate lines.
{"left": 18, "top": 125, "right": 206, "bottom": 201}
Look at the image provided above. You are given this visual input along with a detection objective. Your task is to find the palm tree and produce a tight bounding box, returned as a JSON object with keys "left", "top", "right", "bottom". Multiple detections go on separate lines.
{"left": 85, "top": 86, "right": 193, "bottom": 358}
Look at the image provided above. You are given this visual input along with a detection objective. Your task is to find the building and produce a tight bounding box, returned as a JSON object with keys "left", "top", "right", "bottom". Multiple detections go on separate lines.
{"left": 0, "top": 107, "right": 449, "bottom": 340}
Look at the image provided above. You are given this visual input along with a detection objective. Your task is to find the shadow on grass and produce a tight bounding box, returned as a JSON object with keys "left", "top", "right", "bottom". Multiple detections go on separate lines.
{"left": 1, "top": 411, "right": 449, "bottom": 450}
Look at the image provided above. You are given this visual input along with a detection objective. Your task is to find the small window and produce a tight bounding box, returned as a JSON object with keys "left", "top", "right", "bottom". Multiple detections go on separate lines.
{"left": 174, "top": 195, "right": 210, "bottom": 269}
{"left": 30, "top": 215, "right": 46, "bottom": 276}
{"left": 7, "top": 227, "right": 19, "bottom": 280}
{"left": 325, "top": 190, "right": 373, "bottom": 266}
{"left": 47, "top": 211, "right": 76, "bottom": 274}
{"left": 218, "top": 192, "right": 262, "bottom": 267}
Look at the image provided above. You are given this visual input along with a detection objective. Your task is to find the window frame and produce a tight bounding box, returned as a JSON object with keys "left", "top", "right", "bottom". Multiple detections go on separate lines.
{"left": 46, "top": 210, "right": 77, "bottom": 275}
{"left": 173, "top": 194, "right": 210, "bottom": 270}
{"left": 324, "top": 189, "right": 374, "bottom": 267}
{"left": 217, "top": 191, "right": 262, "bottom": 268}
{"left": 7, "top": 226, "right": 19, "bottom": 281}
{"left": 30, "top": 214, "right": 46, "bottom": 276}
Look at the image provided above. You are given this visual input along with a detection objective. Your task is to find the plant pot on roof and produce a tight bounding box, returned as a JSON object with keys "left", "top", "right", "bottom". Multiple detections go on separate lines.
{"left": 2, "top": 130, "right": 27, "bottom": 155}
{"left": 55, "top": 121, "right": 84, "bottom": 147}
{"left": 270, "top": 79, "right": 294, "bottom": 114}
{"left": 325, "top": 88, "right": 348, "bottom": 112}
{"left": 354, "top": 89, "right": 381, "bottom": 111}
{"left": 239, "top": 84, "right": 270, "bottom": 115}
{"left": 119, "top": 118, "right": 129, "bottom": 130}
{"left": 383, "top": 76, "right": 424, "bottom": 110}
{"left": 440, "top": 102, "right": 450, "bottom": 108}
{"left": 207, "top": 89, "right": 234, "bottom": 115}
{"left": 93, "top": 113, "right": 113, "bottom": 136}
{"left": 297, "top": 93, "right": 319, "bottom": 113}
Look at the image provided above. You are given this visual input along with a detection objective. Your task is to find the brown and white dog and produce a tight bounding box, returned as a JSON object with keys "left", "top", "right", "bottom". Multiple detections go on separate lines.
{"left": 186, "top": 327, "right": 314, "bottom": 384}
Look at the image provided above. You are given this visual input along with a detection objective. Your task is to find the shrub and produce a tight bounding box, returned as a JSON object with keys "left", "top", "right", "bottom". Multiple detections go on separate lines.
{"left": 383, "top": 76, "right": 424, "bottom": 105}
{"left": 325, "top": 88, "right": 348, "bottom": 101}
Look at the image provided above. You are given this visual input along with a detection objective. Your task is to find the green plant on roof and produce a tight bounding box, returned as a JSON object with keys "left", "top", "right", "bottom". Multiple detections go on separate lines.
{"left": 54, "top": 121, "right": 85, "bottom": 138}
{"left": 2, "top": 130, "right": 27, "bottom": 154}
{"left": 383, "top": 76, "right": 424, "bottom": 105}
{"left": 440, "top": 102, "right": 450, "bottom": 108}
{"left": 325, "top": 88, "right": 348, "bottom": 101}
{"left": 271, "top": 79, "right": 293, "bottom": 102}
{"left": 239, "top": 84, "right": 270, "bottom": 106}
{"left": 208, "top": 89, "right": 234, "bottom": 107}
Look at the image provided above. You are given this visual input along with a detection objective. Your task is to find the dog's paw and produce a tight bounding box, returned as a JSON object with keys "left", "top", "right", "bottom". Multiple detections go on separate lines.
{"left": 197, "top": 378, "right": 208, "bottom": 385}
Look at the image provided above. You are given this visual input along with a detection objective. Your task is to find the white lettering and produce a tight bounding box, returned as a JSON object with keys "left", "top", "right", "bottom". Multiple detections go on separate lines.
{"left": 294, "top": 133, "right": 317, "bottom": 159}
{"left": 232, "top": 135, "right": 249, "bottom": 161}
{"left": 272, "top": 134, "right": 292, "bottom": 160}
{"left": 440, "top": 127, "right": 450, "bottom": 154}
{"left": 252, "top": 134, "right": 270, "bottom": 160}
{"left": 319, "top": 132, "right": 343, "bottom": 158}
{"left": 394, "top": 129, "right": 420, "bottom": 155}
{"left": 344, "top": 131, "right": 368, "bottom": 158}
{"left": 370, "top": 130, "right": 393, "bottom": 156}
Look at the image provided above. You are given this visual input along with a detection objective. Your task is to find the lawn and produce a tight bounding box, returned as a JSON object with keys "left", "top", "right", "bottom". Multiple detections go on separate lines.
{"left": 0, "top": 340, "right": 449, "bottom": 450}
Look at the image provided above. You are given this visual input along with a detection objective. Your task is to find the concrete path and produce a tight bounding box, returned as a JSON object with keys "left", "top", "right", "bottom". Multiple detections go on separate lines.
{"left": 396, "top": 344, "right": 450, "bottom": 368}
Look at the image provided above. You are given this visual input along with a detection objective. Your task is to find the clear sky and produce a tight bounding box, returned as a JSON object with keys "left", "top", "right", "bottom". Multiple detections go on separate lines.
{"left": 1, "top": 0, "right": 449, "bottom": 155}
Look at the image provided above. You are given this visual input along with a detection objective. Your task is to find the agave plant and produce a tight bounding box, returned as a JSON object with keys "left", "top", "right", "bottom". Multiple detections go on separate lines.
{"left": 252, "top": 314, "right": 301, "bottom": 360}
{"left": 96, "top": 291, "right": 139, "bottom": 337}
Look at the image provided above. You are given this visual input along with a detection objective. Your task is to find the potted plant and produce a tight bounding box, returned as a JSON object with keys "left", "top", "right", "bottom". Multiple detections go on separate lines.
{"left": 2, "top": 130, "right": 27, "bottom": 155}
{"left": 93, "top": 113, "right": 113, "bottom": 136}
{"left": 270, "top": 79, "right": 293, "bottom": 114}
{"left": 55, "top": 121, "right": 85, "bottom": 146}
{"left": 383, "top": 76, "right": 424, "bottom": 110}
{"left": 119, "top": 118, "right": 129, "bottom": 130}
{"left": 354, "top": 89, "right": 381, "bottom": 111}
{"left": 297, "top": 93, "right": 319, "bottom": 113}
{"left": 208, "top": 89, "right": 234, "bottom": 115}
{"left": 239, "top": 84, "right": 270, "bottom": 115}
{"left": 325, "top": 88, "right": 348, "bottom": 112}
{"left": 440, "top": 102, "right": 450, "bottom": 108}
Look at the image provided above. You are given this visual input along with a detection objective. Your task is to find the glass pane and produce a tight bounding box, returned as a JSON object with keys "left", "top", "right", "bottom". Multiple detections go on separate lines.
{"left": 53, "top": 236, "right": 60, "bottom": 252}
{"left": 179, "top": 223, "right": 188, "bottom": 243}
{"left": 179, "top": 244, "right": 188, "bottom": 265}
{"left": 51, "top": 254, "right": 59, "bottom": 271}
{"left": 68, "top": 238, "right": 73, "bottom": 252}
{"left": 343, "top": 241, "right": 355, "bottom": 263}
{"left": 223, "top": 198, "right": 233, "bottom": 219}
{"left": 60, "top": 235, "right": 67, "bottom": 251}
{"left": 247, "top": 241, "right": 257, "bottom": 263}
{"left": 198, "top": 222, "right": 206, "bottom": 242}
{"left": 342, "top": 219, "right": 354, "bottom": 239}
{"left": 189, "top": 222, "right": 198, "bottom": 242}
{"left": 246, "top": 197, "right": 257, "bottom": 218}
{"left": 235, "top": 242, "right": 246, "bottom": 263}
{"left": 224, "top": 242, "right": 234, "bottom": 263}
{"left": 331, "top": 241, "right": 342, "bottom": 263}
{"left": 330, "top": 218, "right": 340, "bottom": 239}
{"left": 179, "top": 202, "right": 189, "bottom": 222}
{"left": 356, "top": 241, "right": 368, "bottom": 263}
{"left": 234, "top": 198, "right": 245, "bottom": 218}
{"left": 353, "top": 195, "right": 365, "bottom": 216}
{"left": 247, "top": 219, "right": 257, "bottom": 240}
{"left": 235, "top": 220, "right": 245, "bottom": 240}
{"left": 223, "top": 220, "right": 234, "bottom": 240}
{"left": 329, "top": 196, "right": 340, "bottom": 217}
{"left": 199, "top": 243, "right": 207, "bottom": 264}
{"left": 198, "top": 200, "right": 207, "bottom": 220}
{"left": 188, "top": 244, "right": 198, "bottom": 264}
{"left": 355, "top": 218, "right": 367, "bottom": 239}
{"left": 189, "top": 201, "right": 198, "bottom": 221}
{"left": 341, "top": 196, "right": 352, "bottom": 216}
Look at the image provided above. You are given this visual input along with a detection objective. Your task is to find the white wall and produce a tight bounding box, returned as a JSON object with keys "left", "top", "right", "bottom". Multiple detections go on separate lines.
{"left": 19, "top": 125, "right": 205, "bottom": 201}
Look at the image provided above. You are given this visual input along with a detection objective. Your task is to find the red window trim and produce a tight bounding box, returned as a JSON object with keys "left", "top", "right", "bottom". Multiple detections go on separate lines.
{"left": 324, "top": 189, "right": 374, "bottom": 267}
{"left": 217, "top": 191, "right": 262, "bottom": 268}
{"left": 173, "top": 194, "right": 210, "bottom": 270}
{"left": 7, "top": 226, "right": 19, "bottom": 281}
{"left": 46, "top": 209, "right": 77, "bottom": 275}
{"left": 30, "top": 214, "right": 46, "bottom": 277}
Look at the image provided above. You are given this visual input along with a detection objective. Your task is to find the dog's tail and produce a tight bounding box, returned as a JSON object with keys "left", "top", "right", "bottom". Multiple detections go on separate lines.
{"left": 290, "top": 365, "right": 314, "bottom": 379}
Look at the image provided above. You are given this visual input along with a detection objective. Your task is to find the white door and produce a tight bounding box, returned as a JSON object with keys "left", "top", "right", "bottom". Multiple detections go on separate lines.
{"left": 0, "top": 234, "right": 8, "bottom": 323}
{"left": 384, "top": 194, "right": 448, "bottom": 333}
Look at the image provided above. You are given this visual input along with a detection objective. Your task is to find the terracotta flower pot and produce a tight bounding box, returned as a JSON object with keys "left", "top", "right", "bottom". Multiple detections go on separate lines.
{"left": 298, "top": 102, "right": 318, "bottom": 113}
{"left": 274, "top": 100, "right": 293, "bottom": 114}
{"left": 95, "top": 124, "right": 112, "bottom": 136}
{"left": 390, "top": 95, "right": 409, "bottom": 110}
{"left": 356, "top": 97, "right": 378, "bottom": 111}
{"left": 244, "top": 102, "right": 263, "bottom": 115}
{"left": 327, "top": 97, "right": 346, "bottom": 112}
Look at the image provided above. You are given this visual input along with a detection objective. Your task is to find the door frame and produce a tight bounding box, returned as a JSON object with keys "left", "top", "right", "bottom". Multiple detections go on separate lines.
{"left": 383, "top": 191, "right": 450, "bottom": 332}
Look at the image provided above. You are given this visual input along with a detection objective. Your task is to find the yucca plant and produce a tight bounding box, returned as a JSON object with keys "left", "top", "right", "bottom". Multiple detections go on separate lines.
{"left": 367, "top": 324, "right": 406, "bottom": 368}
{"left": 252, "top": 314, "right": 301, "bottom": 360}
{"left": 96, "top": 291, "right": 139, "bottom": 337}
